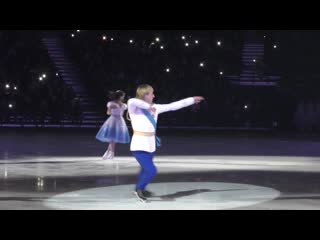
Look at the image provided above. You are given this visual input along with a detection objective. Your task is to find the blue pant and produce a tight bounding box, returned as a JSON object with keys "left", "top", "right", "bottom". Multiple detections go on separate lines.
{"left": 132, "top": 151, "right": 157, "bottom": 190}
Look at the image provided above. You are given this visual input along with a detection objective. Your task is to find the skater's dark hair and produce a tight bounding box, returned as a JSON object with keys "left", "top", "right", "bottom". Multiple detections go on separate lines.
{"left": 109, "top": 90, "right": 126, "bottom": 101}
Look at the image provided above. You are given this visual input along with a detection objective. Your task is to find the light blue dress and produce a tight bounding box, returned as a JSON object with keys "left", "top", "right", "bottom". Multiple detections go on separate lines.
{"left": 96, "top": 102, "right": 130, "bottom": 144}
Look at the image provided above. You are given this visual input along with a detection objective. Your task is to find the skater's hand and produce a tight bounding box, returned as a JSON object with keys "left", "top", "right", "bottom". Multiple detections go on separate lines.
{"left": 148, "top": 106, "right": 156, "bottom": 113}
{"left": 193, "top": 96, "right": 205, "bottom": 104}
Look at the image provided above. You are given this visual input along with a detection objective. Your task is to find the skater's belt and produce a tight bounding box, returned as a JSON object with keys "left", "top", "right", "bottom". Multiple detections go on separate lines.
{"left": 134, "top": 131, "right": 155, "bottom": 137}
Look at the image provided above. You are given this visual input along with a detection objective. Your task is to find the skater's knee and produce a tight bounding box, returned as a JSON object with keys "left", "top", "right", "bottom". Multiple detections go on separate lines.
{"left": 149, "top": 167, "right": 157, "bottom": 178}
{"left": 145, "top": 166, "right": 157, "bottom": 178}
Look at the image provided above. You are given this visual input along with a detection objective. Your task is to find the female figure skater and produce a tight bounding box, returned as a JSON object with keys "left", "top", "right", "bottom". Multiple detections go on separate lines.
{"left": 128, "top": 84, "right": 205, "bottom": 202}
{"left": 96, "top": 90, "right": 130, "bottom": 160}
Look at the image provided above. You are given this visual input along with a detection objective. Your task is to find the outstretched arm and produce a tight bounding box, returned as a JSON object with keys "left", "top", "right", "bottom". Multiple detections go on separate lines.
{"left": 156, "top": 97, "right": 204, "bottom": 114}
{"left": 128, "top": 98, "right": 154, "bottom": 112}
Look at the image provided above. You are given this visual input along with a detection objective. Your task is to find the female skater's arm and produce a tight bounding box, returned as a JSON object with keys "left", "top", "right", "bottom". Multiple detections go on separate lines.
{"left": 156, "top": 97, "right": 204, "bottom": 114}
{"left": 106, "top": 102, "right": 118, "bottom": 115}
{"left": 107, "top": 102, "right": 118, "bottom": 109}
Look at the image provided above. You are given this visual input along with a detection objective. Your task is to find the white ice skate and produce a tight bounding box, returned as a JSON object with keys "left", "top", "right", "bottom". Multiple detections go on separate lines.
{"left": 102, "top": 150, "right": 111, "bottom": 160}
{"left": 102, "top": 150, "right": 114, "bottom": 160}
{"left": 107, "top": 151, "right": 115, "bottom": 160}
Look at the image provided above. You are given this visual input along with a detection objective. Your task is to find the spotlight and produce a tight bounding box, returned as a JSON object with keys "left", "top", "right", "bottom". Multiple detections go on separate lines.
{"left": 185, "top": 43, "right": 189, "bottom": 47}
{"left": 220, "top": 71, "right": 224, "bottom": 75}
{"left": 200, "top": 62, "right": 204, "bottom": 67}
{"left": 273, "top": 45, "right": 277, "bottom": 49}
{"left": 8, "top": 104, "right": 13, "bottom": 108}
{"left": 217, "top": 41, "right": 221, "bottom": 46}
{"left": 5, "top": 84, "right": 10, "bottom": 89}
{"left": 39, "top": 77, "right": 43, "bottom": 81}
{"left": 102, "top": 35, "right": 107, "bottom": 40}
{"left": 129, "top": 39, "right": 134, "bottom": 44}
{"left": 195, "top": 40, "right": 199, "bottom": 44}
{"left": 71, "top": 34, "right": 75, "bottom": 38}
{"left": 166, "top": 68, "right": 170, "bottom": 72}
{"left": 160, "top": 45, "right": 164, "bottom": 50}
{"left": 182, "top": 36, "right": 186, "bottom": 40}
{"left": 14, "top": 86, "right": 17, "bottom": 90}
{"left": 155, "top": 37, "right": 160, "bottom": 42}
{"left": 42, "top": 74, "right": 46, "bottom": 78}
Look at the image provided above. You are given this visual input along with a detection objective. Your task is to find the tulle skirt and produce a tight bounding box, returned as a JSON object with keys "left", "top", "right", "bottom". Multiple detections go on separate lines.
{"left": 96, "top": 116, "right": 130, "bottom": 144}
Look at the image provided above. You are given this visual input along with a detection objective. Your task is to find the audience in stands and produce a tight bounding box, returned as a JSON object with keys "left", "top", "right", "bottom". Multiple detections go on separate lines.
{"left": 0, "top": 31, "right": 79, "bottom": 125}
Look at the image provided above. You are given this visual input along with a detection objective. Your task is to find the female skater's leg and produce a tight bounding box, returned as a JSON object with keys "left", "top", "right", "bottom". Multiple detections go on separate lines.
{"left": 110, "top": 142, "right": 116, "bottom": 153}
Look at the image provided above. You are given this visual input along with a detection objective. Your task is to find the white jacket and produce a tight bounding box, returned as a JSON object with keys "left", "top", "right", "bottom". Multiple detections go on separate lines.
{"left": 128, "top": 97, "right": 195, "bottom": 153}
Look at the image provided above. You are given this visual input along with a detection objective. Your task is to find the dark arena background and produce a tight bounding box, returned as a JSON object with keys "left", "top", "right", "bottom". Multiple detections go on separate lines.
{"left": 1, "top": 30, "right": 320, "bottom": 210}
